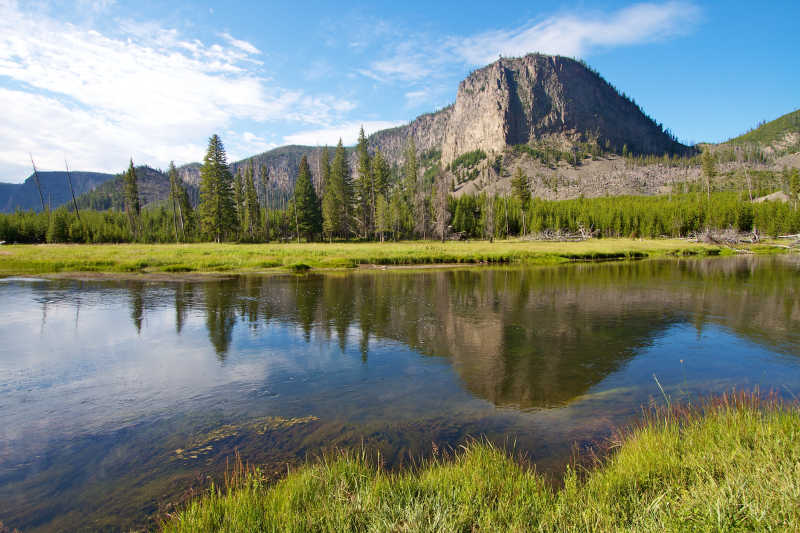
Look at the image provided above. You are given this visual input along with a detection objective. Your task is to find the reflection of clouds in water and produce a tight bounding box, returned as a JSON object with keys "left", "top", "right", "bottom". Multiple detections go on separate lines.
{"left": 0, "top": 282, "right": 343, "bottom": 461}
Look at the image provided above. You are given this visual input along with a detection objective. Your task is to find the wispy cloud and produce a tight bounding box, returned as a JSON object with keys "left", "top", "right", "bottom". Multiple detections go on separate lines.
{"left": 358, "top": 2, "right": 700, "bottom": 85}
{"left": 456, "top": 2, "right": 701, "bottom": 65}
{"left": 0, "top": 1, "right": 355, "bottom": 178}
{"left": 404, "top": 90, "right": 429, "bottom": 107}
{"left": 283, "top": 121, "right": 405, "bottom": 147}
{"left": 219, "top": 32, "right": 261, "bottom": 55}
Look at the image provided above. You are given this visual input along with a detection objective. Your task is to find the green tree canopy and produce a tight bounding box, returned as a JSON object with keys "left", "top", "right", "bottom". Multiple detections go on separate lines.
{"left": 293, "top": 155, "right": 322, "bottom": 241}
{"left": 323, "top": 139, "right": 350, "bottom": 239}
{"left": 511, "top": 167, "right": 531, "bottom": 205}
{"left": 198, "top": 134, "right": 237, "bottom": 242}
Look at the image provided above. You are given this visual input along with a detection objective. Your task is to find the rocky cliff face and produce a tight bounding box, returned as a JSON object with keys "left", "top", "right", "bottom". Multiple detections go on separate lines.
{"left": 175, "top": 54, "right": 691, "bottom": 197}
{"left": 367, "top": 107, "right": 453, "bottom": 167}
{"left": 440, "top": 54, "right": 686, "bottom": 165}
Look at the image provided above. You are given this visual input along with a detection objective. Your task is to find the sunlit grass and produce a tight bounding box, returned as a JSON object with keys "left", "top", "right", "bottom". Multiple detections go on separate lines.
{"left": 0, "top": 239, "right": 736, "bottom": 275}
{"left": 163, "top": 392, "right": 800, "bottom": 532}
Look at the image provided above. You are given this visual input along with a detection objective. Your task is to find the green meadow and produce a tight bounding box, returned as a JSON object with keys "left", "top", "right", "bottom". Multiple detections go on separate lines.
{"left": 0, "top": 238, "right": 743, "bottom": 275}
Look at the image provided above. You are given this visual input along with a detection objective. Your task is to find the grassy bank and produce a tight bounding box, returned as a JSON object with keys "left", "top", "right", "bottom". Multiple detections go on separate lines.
{"left": 164, "top": 393, "right": 800, "bottom": 532}
{"left": 0, "top": 239, "right": 758, "bottom": 275}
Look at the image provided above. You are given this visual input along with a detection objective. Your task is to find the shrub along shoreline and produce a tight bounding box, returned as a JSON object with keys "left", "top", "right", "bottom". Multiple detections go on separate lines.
{"left": 0, "top": 238, "right": 783, "bottom": 276}
{"left": 163, "top": 392, "right": 800, "bottom": 532}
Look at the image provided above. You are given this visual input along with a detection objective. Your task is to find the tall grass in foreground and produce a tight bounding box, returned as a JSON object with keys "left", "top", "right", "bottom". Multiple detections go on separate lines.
{"left": 163, "top": 391, "right": 800, "bottom": 532}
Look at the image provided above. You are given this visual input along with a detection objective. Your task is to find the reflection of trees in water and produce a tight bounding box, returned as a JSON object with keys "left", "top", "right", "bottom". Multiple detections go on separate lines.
{"left": 128, "top": 282, "right": 144, "bottom": 334}
{"left": 112, "top": 255, "right": 800, "bottom": 405}
{"left": 203, "top": 282, "right": 237, "bottom": 361}
{"left": 174, "top": 282, "right": 194, "bottom": 334}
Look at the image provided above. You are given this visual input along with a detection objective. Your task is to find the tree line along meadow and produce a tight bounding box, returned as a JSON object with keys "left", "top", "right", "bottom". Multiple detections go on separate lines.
{"left": 1, "top": 132, "right": 799, "bottom": 245}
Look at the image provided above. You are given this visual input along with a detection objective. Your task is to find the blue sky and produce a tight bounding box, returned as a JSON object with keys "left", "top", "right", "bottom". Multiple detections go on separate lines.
{"left": 0, "top": 0, "right": 797, "bottom": 182}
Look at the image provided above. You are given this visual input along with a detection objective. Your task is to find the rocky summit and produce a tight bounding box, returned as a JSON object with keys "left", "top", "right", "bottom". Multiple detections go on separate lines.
{"left": 368, "top": 54, "right": 689, "bottom": 169}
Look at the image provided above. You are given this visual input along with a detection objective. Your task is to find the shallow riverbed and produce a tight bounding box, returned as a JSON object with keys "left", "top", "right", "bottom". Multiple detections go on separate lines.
{"left": 1, "top": 255, "right": 800, "bottom": 531}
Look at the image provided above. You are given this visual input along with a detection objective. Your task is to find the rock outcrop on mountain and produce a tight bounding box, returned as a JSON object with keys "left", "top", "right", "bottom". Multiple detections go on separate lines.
{"left": 176, "top": 54, "right": 690, "bottom": 197}
{"left": 366, "top": 107, "right": 453, "bottom": 166}
{"left": 439, "top": 54, "right": 687, "bottom": 165}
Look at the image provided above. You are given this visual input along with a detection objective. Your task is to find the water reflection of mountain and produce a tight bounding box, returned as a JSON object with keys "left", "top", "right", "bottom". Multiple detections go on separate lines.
{"left": 31, "top": 256, "right": 800, "bottom": 409}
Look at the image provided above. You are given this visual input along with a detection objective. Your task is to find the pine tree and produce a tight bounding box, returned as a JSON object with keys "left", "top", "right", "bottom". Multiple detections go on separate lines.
{"left": 244, "top": 163, "right": 260, "bottom": 240}
{"left": 375, "top": 194, "right": 389, "bottom": 242}
{"left": 168, "top": 161, "right": 183, "bottom": 241}
{"left": 123, "top": 159, "right": 140, "bottom": 238}
{"left": 702, "top": 149, "right": 716, "bottom": 213}
{"left": 389, "top": 190, "right": 402, "bottom": 241}
{"left": 433, "top": 174, "right": 450, "bottom": 242}
{"left": 403, "top": 138, "right": 419, "bottom": 237}
{"left": 371, "top": 149, "right": 389, "bottom": 239}
{"left": 293, "top": 155, "right": 322, "bottom": 241}
{"left": 319, "top": 145, "right": 330, "bottom": 196}
{"left": 484, "top": 193, "right": 495, "bottom": 242}
{"left": 323, "top": 139, "right": 349, "bottom": 240}
{"left": 259, "top": 165, "right": 270, "bottom": 240}
{"left": 234, "top": 169, "right": 245, "bottom": 238}
{"left": 403, "top": 137, "right": 418, "bottom": 200}
{"left": 511, "top": 167, "right": 531, "bottom": 205}
{"left": 198, "top": 134, "right": 237, "bottom": 242}
{"left": 175, "top": 175, "right": 194, "bottom": 239}
{"left": 355, "top": 126, "right": 372, "bottom": 239}
{"left": 790, "top": 168, "right": 800, "bottom": 209}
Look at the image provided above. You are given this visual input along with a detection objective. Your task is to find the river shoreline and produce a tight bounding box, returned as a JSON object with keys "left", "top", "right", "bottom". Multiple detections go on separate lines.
{"left": 0, "top": 238, "right": 788, "bottom": 278}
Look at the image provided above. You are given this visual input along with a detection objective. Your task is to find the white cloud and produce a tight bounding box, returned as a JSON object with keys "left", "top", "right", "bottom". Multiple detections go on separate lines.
{"left": 456, "top": 2, "right": 701, "bottom": 65}
{"left": 0, "top": 87, "right": 205, "bottom": 176}
{"left": 283, "top": 121, "right": 405, "bottom": 147}
{"left": 0, "top": 1, "right": 355, "bottom": 180}
{"left": 359, "top": 2, "right": 700, "bottom": 85}
{"left": 220, "top": 32, "right": 261, "bottom": 55}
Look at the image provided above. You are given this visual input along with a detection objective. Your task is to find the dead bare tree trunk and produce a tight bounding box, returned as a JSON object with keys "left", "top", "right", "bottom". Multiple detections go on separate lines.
{"left": 64, "top": 160, "right": 82, "bottom": 225}
{"left": 29, "top": 154, "right": 48, "bottom": 216}
{"left": 745, "top": 169, "right": 753, "bottom": 202}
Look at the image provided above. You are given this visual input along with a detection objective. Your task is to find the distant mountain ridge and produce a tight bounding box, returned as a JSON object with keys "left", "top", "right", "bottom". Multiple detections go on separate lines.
{"left": 0, "top": 171, "right": 114, "bottom": 213}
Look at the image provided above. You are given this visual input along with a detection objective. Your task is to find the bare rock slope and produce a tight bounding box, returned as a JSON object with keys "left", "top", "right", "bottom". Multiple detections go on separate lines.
{"left": 440, "top": 55, "right": 687, "bottom": 165}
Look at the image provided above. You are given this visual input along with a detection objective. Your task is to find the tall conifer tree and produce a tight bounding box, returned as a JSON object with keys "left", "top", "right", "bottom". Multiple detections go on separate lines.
{"left": 123, "top": 159, "right": 140, "bottom": 238}
{"left": 198, "top": 134, "right": 237, "bottom": 242}
{"left": 370, "top": 150, "right": 390, "bottom": 241}
{"left": 234, "top": 169, "right": 245, "bottom": 237}
{"left": 323, "top": 139, "right": 349, "bottom": 239}
{"left": 403, "top": 138, "right": 418, "bottom": 236}
{"left": 293, "top": 155, "right": 322, "bottom": 241}
{"left": 511, "top": 167, "right": 531, "bottom": 204}
{"left": 355, "top": 126, "right": 372, "bottom": 238}
{"left": 319, "top": 145, "right": 330, "bottom": 197}
{"left": 244, "top": 163, "right": 260, "bottom": 240}
{"left": 259, "top": 165, "right": 270, "bottom": 240}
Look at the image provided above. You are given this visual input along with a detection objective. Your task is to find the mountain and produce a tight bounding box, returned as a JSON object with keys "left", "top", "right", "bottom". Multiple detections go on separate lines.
{"left": 177, "top": 145, "right": 326, "bottom": 204}
{"left": 0, "top": 171, "right": 114, "bottom": 213}
{"left": 9, "top": 53, "right": 772, "bottom": 210}
{"left": 439, "top": 54, "right": 688, "bottom": 164}
{"left": 726, "top": 109, "right": 800, "bottom": 153}
{"left": 75, "top": 166, "right": 199, "bottom": 211}
{"left": 362, "top": 55, "right": 688, "bottom": 168}
{"left": 174, "top": 54, "right": 690, "bottom": 200}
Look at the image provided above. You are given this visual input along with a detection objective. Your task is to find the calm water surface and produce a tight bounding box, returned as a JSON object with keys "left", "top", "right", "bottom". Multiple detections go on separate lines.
{"left": 1, "top": 256, "right": 800, "bottom": 531}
